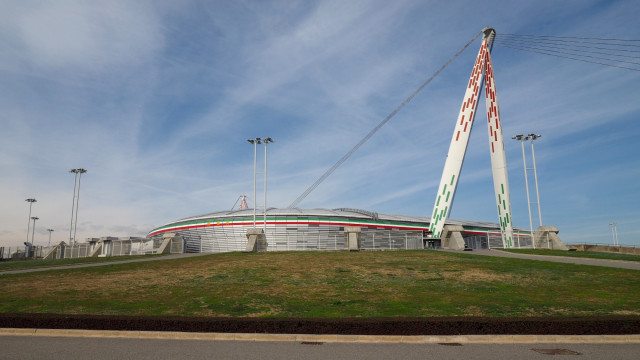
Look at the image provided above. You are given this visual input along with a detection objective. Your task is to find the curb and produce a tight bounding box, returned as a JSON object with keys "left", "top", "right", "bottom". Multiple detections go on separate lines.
{"left": 2, "top": 329, "right": 640, "bottom": 344}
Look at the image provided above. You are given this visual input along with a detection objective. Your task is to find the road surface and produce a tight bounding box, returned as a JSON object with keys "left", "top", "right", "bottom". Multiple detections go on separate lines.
{"left": 1, "top": 335, "right": 639, "bottom": 360}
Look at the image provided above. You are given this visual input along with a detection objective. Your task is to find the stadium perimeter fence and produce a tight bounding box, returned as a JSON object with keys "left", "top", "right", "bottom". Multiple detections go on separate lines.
{"left": 0, "top": 237, "right": 183, "bottom": 261}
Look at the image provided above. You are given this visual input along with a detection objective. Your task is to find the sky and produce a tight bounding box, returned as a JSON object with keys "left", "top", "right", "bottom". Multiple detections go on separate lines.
{"left": 1, "top": 0, "right": 639, "bottom": 248}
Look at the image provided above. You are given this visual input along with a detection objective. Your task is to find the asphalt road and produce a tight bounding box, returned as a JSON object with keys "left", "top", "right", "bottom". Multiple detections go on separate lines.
{"left": 1, "top": 336, "right": 639, "bottom": 360}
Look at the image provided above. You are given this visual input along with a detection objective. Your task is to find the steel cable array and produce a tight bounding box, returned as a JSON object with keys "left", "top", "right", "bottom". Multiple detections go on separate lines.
{"left": 287, "top": 31, "right": 485, "bottom": 209}
{"left": 494, "top": 33, "right": 640, "bottom": 72}
{"left": 288, "top": 32, "right": 640, "bottom": 209}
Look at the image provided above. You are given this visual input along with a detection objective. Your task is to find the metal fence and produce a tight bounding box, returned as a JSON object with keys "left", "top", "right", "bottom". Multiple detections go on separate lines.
{"left": 0, "top": 237, "right": 183, "bottom": 262}
{"left": 0, "top": 245, "right": 52, "bottom": 260}
{"left": 463, "top": 232, "right": 536, "bottom": 249}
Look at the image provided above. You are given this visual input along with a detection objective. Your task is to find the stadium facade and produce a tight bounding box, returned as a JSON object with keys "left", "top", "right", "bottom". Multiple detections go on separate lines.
{"left": 147, "top": 208, "right": 529, "bottom": 253}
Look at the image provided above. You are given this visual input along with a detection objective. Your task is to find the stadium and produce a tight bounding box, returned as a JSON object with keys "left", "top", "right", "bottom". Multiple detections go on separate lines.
{"left": 145, "top": 29, "right": 574, "bottom": 255}
{"left": 146, "top": 207, "right": 533, "bottom": 253}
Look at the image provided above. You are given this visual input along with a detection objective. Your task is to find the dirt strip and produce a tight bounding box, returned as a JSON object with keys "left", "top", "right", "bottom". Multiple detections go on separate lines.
{"left": 1, "top": 314, "right": 639, "bottom": 335}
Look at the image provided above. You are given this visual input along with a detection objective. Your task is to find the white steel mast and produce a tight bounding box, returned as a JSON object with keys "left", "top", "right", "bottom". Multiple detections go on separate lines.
{"left": 483, "top": 45, "right": 514, "bottom": 248}
{"left": 429, "top": 27, "right": 514, "bottom": 248}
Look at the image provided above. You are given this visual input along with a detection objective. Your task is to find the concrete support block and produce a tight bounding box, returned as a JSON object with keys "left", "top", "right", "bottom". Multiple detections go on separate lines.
{"left": 533, "top": 226, "right": 568, "bottom": 250}
{"left": 157, "top": 233, "right": 182, "bottom": 254}
{"left": 344, "top": 226, "right": 361, "bottom": 251}
{"left": 441, "top": 225, "right": 465, "bottom": 250}
{"left": 42, "top": 241, "right": 66, "bottom": 260}
{"left": 245, "top": 228, "right": 267, "bottom": 252}
{"left": 98, "top": 237, "right": 117, "bottom": 257}
{"left": 88, "top": 242, "right": 103, "bottom": 257}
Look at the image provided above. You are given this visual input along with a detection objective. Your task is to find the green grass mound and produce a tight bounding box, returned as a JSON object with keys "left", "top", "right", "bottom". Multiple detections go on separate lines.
{"left": 1, "top": 251, "right": 638, "bottom": 318}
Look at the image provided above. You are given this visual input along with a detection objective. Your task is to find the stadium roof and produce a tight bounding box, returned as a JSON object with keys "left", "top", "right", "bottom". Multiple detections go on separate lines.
{"left": 167, "top": 207, "right": 506, "bottom": 230}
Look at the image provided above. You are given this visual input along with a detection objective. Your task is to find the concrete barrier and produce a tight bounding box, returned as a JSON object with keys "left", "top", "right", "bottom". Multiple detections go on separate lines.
{"left": 567, "top": 244, "right": 640, "bottom": 255}
{"left": 441, "top": 225, "right": 465, "bottom": 250}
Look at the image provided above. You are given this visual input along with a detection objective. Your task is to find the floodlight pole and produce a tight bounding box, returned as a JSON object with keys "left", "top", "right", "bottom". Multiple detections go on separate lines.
{"left": 263, "top": 138, "right": 274, "bottom": 235}
{"left": 248, "top": 138, "right": 262, "bottom": 228}
{"left": 25, "top": 198, "right": 37, "bottom": 245}
{"left": 512, "top": 135, "right": 533, "bottom": 249}
{"left": 47, "top": 228, "right": 54, "bottom": 247}
{"left": 69, "top": 169, "right": 79, "bottom": 245}
{"left": 528, "top": 134, "right": 543, "bottom": 227}
{"left": 609, "top": 222, "right": 618, "bottom": 246}
{"left": 30, "top": 216, "right": 39, "bottom": 245}
{"left": 73, "top": 168, "right": 87, "bottom": 245}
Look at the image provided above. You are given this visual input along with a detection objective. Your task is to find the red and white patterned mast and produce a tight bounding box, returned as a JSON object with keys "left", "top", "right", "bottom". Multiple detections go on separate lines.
{"left": 429, "top": 28, "right": 514, "bottom": 248}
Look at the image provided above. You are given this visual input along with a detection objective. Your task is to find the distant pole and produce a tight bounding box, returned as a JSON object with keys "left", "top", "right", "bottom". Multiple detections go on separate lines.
{"left": 263, "top": 138, "right": 274, "bottom": 235}
{"left": 512, "top": 135, "right": 532, "bottom": 249}
{"left": 73, "top": 168, "right": 87, "bottom": 245}
{"left": 25, "top": 198, "right": 37, "bottom": 245}
{"left": 528, "top": 134, "right": 543, "bottom": 226}
{"left": 609, "top": 222, "right": 618, "bottom": 246}
{"left": 47, "top": 228, "right": 54, "bottom": 247}
{"left": 30, "top": 216, "right": 39, "bottom": 245}
{"left": 247, "top": 138, "right": 262, "bottom": 228}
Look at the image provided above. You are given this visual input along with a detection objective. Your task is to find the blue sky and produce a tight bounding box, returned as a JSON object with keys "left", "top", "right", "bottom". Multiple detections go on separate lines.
{"left": 1, "top": 0, "right": 639, "bottom": 248}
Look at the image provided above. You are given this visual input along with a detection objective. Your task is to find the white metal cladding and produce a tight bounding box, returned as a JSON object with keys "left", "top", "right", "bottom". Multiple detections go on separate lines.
{"left": 147, "top": 208, "right": 447, "bottom": 254}
{"left": 151, "top": 225, "right": 424, "bottom": 253}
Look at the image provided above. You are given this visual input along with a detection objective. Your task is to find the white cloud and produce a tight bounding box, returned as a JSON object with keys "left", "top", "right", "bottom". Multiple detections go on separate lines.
{"left": 10, "top": 1, "right": 162, "bottom": 72}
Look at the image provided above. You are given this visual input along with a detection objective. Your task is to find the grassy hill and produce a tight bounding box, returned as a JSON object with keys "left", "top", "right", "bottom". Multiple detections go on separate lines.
{"left": 1, "top": 250, "right": 638, "bottom": 318}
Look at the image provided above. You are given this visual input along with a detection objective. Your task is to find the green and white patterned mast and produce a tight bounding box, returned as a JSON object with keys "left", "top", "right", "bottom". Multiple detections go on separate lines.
{"left": 429, "top": 28, "right": 514, "bottom": 248}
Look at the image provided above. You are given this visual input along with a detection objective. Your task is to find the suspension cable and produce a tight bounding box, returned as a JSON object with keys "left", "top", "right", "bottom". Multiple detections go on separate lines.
{"left": 495, "top": 38, "right": 640, "bottom": 58}
{"left": 498, "top": 33, "right": 640, "bottom": 46}
{"left": 287, "top": 31, "right": 484, "bottom": 209}
{"left": 494, "top": 33, "right": 640, "bottom": 72}
{"left": 496, "top": 43, "right": 640, "bottom": 66}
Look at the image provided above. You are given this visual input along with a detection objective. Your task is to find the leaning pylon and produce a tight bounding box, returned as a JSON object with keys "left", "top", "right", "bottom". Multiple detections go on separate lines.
{"left": 429, "top": 28, "right": 514, "bottom": 248}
